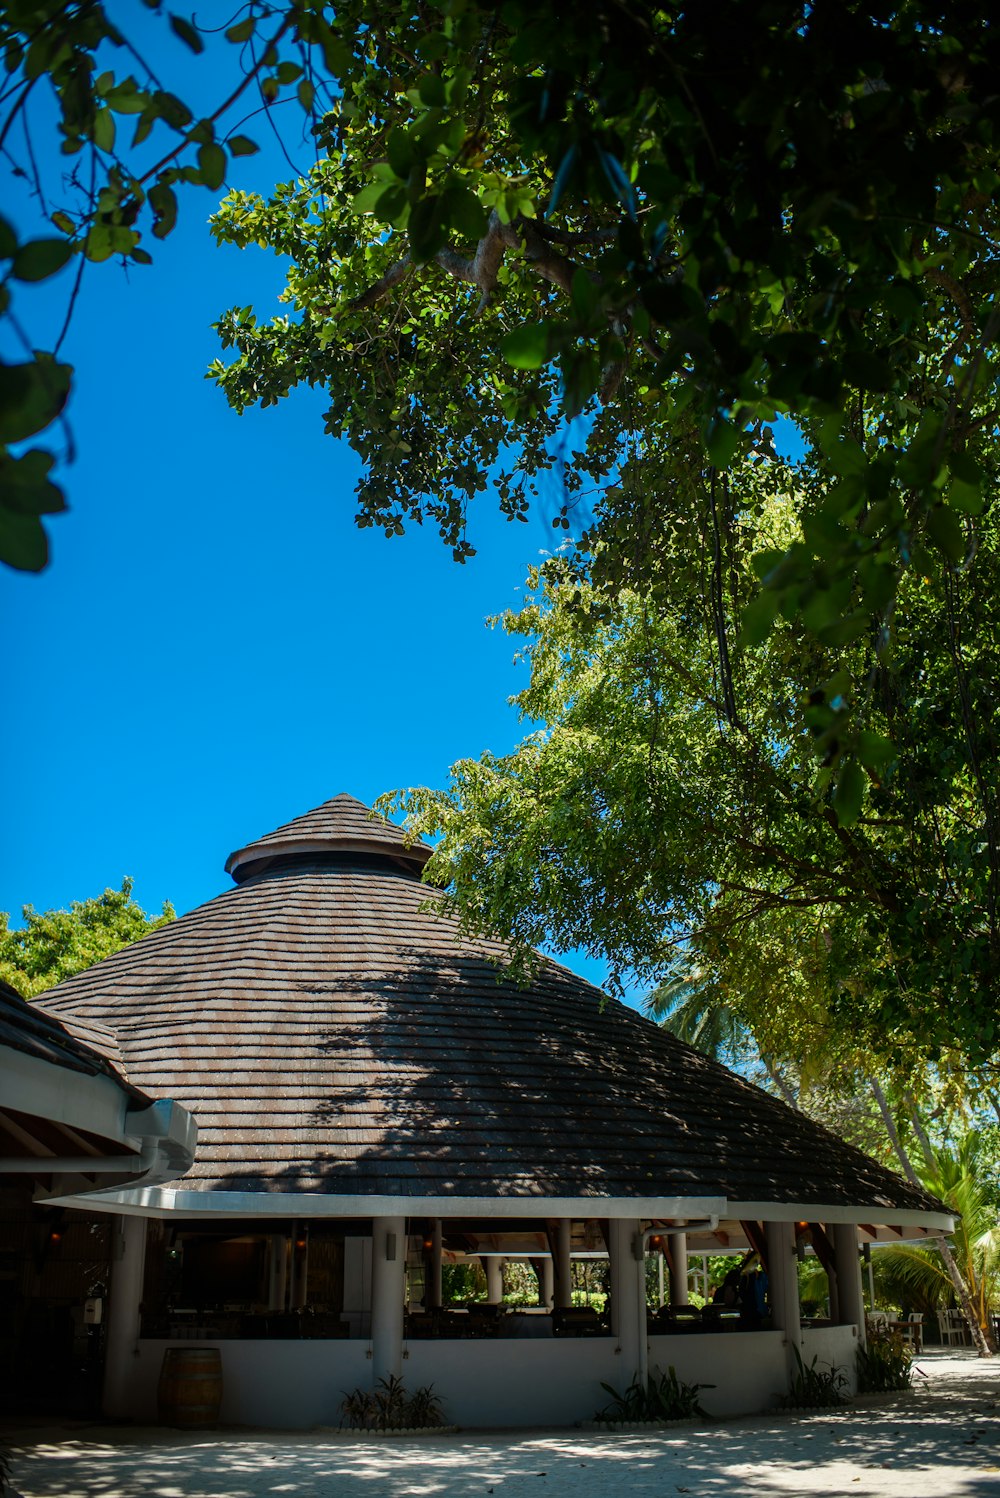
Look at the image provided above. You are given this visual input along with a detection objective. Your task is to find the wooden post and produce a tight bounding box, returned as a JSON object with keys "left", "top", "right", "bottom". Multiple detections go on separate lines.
{"left": 371, "top": 1216, "right": 406, "bottom": 1384}
{"left": 268, "top": 1233, "right": 288, "bottom": 1310}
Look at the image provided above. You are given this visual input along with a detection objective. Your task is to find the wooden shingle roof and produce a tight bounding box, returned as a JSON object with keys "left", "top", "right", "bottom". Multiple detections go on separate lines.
{"left": 33, "top": 798, "right": 942, "bottom": 1217}
{"left": 225, "top": 792, "right": 431, "bottom": 882}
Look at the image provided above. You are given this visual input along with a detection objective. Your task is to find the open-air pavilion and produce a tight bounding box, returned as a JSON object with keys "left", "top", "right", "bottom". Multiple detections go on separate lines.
{"left": 29, "top": 795, "right": 950, "bottom": 1428}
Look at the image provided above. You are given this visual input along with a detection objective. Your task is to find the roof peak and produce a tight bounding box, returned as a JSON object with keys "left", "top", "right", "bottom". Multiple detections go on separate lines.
{"left": 225, "top": 793, "right": 432, "bottom": 882}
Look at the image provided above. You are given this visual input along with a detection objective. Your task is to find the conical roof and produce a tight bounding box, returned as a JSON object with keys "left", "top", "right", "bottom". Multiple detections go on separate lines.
{"left": 225, "top": 792, "right": 431, "bottom": 881}
{"left": 34, "top": 797, "right": 945, "bottom": 1220}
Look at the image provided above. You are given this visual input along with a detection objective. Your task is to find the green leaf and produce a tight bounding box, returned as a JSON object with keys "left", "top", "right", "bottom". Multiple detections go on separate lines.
{"left": 418, "top": 73, "right": 446, "bottom": 107}
{"left": 502, "top": 322, "right": 551, "bottom": 371}
{"left": 11, "top": 238, "right": 72, "bottom": 282}
{"left": 441, "top": 181, "right": 486, "bottom": 241}
{"left": 297, "top": 78, "right": 315, "bottom": 112}
{"left": 386, "top": 128, "right": 416, "bottom": 180}
{"left": 0, "top": 507, "right": 48, "bottom": 571}
{"left": 169, "top": 14, "right": 204, "bottom": 53}
{"left": 0, "top": 215, "right": 16, "bottom": 259}
{"left": 149, "top": 181, "right": 178, "bottom": 239}
{"left": 226, "top": 18, "right": 255, "bottom": 42}
{"left": 92, "top": 107, "right": 115, "bottom": 152}
{"left": 408, "top": 193, "right": 447, "bottom": 263}
{"left": 198, "top": 143, "right": 227, "bottom": 191}
{"left": 737, "top": 590, "right": 779, "bottom": 647}
{"left": 705, "top": 418, "right": 739, "bottom": 470}
{"left": 833, "top": 758, "right": 865, "bottom": 826}
{"left": 926, "top": 505, "right": 965, "bottom": 564}
{"left": 227, "top": 134, "right": 259, "bottom": 158}
{"left": 0, "top": 357, "right": 72, "bottom": 444}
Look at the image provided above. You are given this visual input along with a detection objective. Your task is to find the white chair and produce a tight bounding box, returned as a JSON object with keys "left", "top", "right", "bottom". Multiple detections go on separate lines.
{"left": 939, "top": 1308, "right": 969, "bottom": 1347}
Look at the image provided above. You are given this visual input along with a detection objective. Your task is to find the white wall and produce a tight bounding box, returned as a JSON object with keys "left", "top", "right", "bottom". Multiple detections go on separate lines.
{"left": 129, "top": 1324, "right": 858, "bottom": 1428}
{"left": 648, "top": 1331, "right": 787, "bottom": 1417}
{"left": 801, "top": 1322, "right": 860, "bottom": 1395}
{"left": 405, "top": 1337, "right": 621, "bottom": 1426}
{"left": 131, "top": 1340, "right": 371, "bottom": 1428}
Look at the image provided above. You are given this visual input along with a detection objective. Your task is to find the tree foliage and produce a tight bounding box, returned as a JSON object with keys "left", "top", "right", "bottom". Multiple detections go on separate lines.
{"left": 208, "top": 0, "right": 1000, "bottom": 804}
{"left": 382, "top": 470, "right": 1000, "bottom": 1067}
{"left": 0, "top": 878, "right": 174, "bottom": 997}
{"left": 5, "top": 3, "right": 999, "bottom": 815}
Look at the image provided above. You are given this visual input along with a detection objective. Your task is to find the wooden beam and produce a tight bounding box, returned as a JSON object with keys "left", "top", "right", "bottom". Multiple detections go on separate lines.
{"left": 807, "top": 1223, "right": 836, "bottom": 1279}
{"left": 740, "top": 1220, "right": 769, "bottom": 1272}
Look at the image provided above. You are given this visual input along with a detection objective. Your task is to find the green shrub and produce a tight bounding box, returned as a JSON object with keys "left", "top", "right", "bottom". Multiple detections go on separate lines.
{"left": 595, "top": 1364, "right": 712, "bottom": 1423}
{"left": 779, "top": 1346, "right": 849, "bottom": 1408}
{"left": 856, "top": 1318, "right": 913, "bottom": 1393}
{"left": 340, "top": 1374, "right": 446, "bottom": 1430}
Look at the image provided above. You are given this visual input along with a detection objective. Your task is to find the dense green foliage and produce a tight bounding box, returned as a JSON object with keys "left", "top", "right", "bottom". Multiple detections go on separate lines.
{"left": 0, "top": 878, "right": 174, "bottom": 997}
{"left": 385, "top": 471, "right": 999, "bottom": 1065}
{"left": 5, "top": 4, "right": 999, "bottom": 811}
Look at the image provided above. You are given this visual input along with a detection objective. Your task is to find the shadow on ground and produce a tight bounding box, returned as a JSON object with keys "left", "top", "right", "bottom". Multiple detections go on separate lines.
{"left": 7, "top": 1353, "right": 999, "bottom": 1498}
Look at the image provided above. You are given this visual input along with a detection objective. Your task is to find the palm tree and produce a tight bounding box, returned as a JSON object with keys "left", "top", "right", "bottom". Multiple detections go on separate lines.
{"left": 873, "top": 1131, "right": 999, "bottom": 1354}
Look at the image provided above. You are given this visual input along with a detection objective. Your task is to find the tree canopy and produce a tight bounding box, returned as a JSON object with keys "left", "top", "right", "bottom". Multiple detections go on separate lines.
{"left": 382, "top": 468, "right": 999, "bottom": 1069}
{"left": 0, "top": 878, "right": 174, "bottom": 997}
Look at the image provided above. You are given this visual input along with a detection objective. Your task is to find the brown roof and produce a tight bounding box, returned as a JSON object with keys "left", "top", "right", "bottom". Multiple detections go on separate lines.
{"left": 34, "top": 798, "right": 942, "bottom": 1216}
{"left": 1, "top": 979, "right": 145, "bottom": 1102}
{"left": 225, "top": 792, "right": 431, "bottom": 882}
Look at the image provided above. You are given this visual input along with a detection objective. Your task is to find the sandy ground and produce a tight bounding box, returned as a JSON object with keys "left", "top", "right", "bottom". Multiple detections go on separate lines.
{"left": 5, "top": 1351, "right": 1000, "bottom": 1498}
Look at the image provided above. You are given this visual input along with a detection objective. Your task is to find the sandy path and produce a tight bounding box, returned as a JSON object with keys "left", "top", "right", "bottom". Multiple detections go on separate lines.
{"left": 6, "top": 1352, "right": 1000, "bottom": 1498}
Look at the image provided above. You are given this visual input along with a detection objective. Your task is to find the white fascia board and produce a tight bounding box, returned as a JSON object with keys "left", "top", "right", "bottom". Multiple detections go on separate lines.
{"left": 48, "top": 1187, "right": 729, "bottom": 1221}
{"left": 726, "top": 1200, "right": 955, "bottom": 1233}
{"left": 2, "top": 1044, "right": 137, "bottom": 1149}
{"left": 2, "top": 1043, "right": 197, "bottom": 1199}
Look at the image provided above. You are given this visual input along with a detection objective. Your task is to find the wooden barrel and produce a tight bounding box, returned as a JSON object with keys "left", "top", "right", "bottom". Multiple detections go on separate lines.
{"left": 158, "top": 1346, "right": 223, "bottom": 1428}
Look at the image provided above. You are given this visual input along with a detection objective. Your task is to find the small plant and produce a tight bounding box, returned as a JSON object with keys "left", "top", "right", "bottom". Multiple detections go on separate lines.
{"left": 779, "top": 1346, "right": 849, "bottom": 1409}
{"left": 340, "top": 1375, "right": 445, "bottom": 1431}
{"left": 595, "top": 1364, "right": 712, "bottom": 1423}
{"left": 856, "top": 1317, "right": 913, "bottom": 1393}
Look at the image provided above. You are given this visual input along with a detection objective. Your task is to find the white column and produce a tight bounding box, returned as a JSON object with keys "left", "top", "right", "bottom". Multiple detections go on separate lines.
{"left": 103, "top": 1215, "right": 147, "bottom": 1418}
{"left": 540, "top": 1258, "right": 554, "bottom": 1308}
{"left": 426, "top": 1219, "right": 443, "bottom": 1308}
{"left": 766, "top": 1219, "right": 802, "bottom": 1368}
{"left": 485, "top": 1256, "right": 505, "bottom": 1304}
{"left": 609, "top": 1218, "right": 646, "bottom": 1387}
{"left": 371, "top": 1216, "right": 406, "bottom": 1384}
{"left": 554, "top": 1219, "right": 572, "bottom": 1309}
{"left": 833, "top": 1223, "right": 865, "bottom": 1345}
{"left": 668, "top": 1231, "right": 689, "bottom": 1304}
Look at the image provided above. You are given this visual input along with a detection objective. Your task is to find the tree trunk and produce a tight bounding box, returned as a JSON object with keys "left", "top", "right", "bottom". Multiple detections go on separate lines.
{"left": 868, "top": 1076, "right": 995, "bottom": 1357}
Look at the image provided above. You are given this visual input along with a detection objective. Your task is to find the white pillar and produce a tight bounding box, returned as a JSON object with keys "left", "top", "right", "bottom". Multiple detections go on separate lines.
{"left": 485, "top": 1256, "right": 505, "bottom": 1304}
{"left": 668, "top": 1231, "right": 689, "bottom": 1304}
{"left": 766, "top": 1219, "right": 802, "bottom": 1371}
{"left": 609, "top": 1218, "right": 646, "bottom": 1387}
{"left": 371, "top": 1216, "right": 406, "bottom": 1384}
{"left": 554, "top": 1220, "right": 572, "bottom": 1308}
{"left": 103, "top": 1215, "right": 147, "bottom": 1418}
{"left": 540, "top": 1258, "right": 554, "bottom": 1308}
{"left": 833, "top": 1223, "right": 866, "bottom": 1345}
{"left": 426, "top": 1220, "right": 442, "bottom": 1308}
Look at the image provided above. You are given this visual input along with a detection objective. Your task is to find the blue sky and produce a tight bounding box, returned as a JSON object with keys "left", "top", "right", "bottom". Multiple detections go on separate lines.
{"left": 0, "top": 16, "right": 625, "bottom": 999}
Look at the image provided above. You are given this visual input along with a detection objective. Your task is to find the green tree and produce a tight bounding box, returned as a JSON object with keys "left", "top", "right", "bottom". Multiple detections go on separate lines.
{"left": 0, "top": 878, "right": 174, "bottom": 998}
{"left": 382, "top": 475, "right": 1000, "bottom": 1065}
{"left": 5, "top": 5, "right": 1000, "bottom": 818}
